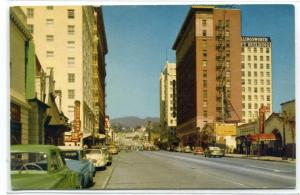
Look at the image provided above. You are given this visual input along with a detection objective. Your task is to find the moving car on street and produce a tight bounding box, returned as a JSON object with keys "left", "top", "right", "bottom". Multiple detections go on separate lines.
{"left": 193, "top": 147, "right": 204, "bottom": 155}
{"left": 204, "top": 146, "right": 225, "bottom": 158}
{"left": 11, "top": 145, "right": 78, "bottom": 190}
{"left": 59, "top": 146, "right": 95, "bottom": 188}
{"left": 86, "top": 148, "right": 107, "bottom": 170}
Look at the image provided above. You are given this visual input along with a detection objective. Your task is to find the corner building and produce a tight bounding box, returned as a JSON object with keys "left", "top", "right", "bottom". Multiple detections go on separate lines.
{"left": 173, "top": 6, "right": 242, "bottom": 146}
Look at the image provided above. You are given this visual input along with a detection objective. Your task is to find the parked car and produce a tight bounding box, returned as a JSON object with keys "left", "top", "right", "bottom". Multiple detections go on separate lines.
{"left": 101, "top": 147, "right": 112, "bottom": 166}
{"left": 59, "top": 146, "right": 95, "bottom": 188}
{"left": 86, "top": 148, "right": 107, "bottom": 169}
{"left": 193, "top": 147, "right": 204, "bottom": 155}
{"left": 11, "top": 144, "right": 78, "bottom": 190}
{"left": 204, "top": 146, "right": 225, "bottom": 158}
{"left": 108, "top": 144, "right": 118, "bottom": 155}
{"left": 183, "top": 146, "right": 192, "bottom": 153}
{"left": 174, "top": 146, "right": 182, "bottom": 152}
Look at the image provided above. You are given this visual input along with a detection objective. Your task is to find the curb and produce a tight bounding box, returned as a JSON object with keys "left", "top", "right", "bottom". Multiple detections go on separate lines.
{"left": 101, "top": 155, "right": 118, "bottom": 189}
{"left": 225, "top": 155, "right": 296, "bottom": 164}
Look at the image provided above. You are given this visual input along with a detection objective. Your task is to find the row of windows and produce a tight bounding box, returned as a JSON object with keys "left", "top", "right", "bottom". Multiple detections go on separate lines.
{"left": 241, "top": 79, "right": 271, "bottom": 85}
{"left": 242, "top": 102, "right": 271, "bottom": 109}
{"left": 241, "top": 71, "right": 271, "bottom": 77}
{"left": 242, "top": 95, "right": 271, "bottom": 101}
{"left": 27, "top": 8, "right": 75, "bottom": 19}
{"left": 27, "top": 24, "right": 75, "bottom": 35}
{"left": 241, "top": 55, "right": 270, "bottom": 61}
{"left": 242, "top": 87, "right": 271, "bottom": 93}
{"left": 242, "top": 63, "right": 270, "bottom": 69}
{"left": 242, "top": 47, "right": 270, "bottom": 53}
{"left": 242, "top": 107, "right": 271, "bottom": 119}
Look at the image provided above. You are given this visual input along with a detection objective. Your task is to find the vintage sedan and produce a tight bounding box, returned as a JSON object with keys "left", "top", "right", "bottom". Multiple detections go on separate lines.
{"left": 193, "top": 147, "right": 204, "bottom": 155}
{"left": 59, "top": 146, "right": 95, "bottom": 188}
{"left": 204, "top": 146, "right": 225, "bottom": 158}
{"left": 86, "top": 148, "right": 107, "bottom": 169}
{"left": 183, "top": 146, "right": 192, "bottom": 153}
{"left": 11, "top": 144, "right": 78, "bottom": 190}
{"left": 101, "top": 147, "right": 112, "bottom": 166}
{"left": 108, "top": 144, "right": 118, "bottom": 155}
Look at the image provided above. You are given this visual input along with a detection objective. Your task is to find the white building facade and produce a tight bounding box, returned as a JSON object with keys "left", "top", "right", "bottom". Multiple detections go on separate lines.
{"left": 241, "top": 36, "right": 273, "bottom": 123}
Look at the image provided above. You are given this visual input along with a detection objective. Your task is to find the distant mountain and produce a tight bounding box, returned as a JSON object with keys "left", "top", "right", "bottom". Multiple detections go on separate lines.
{"left": 110, "top": 116, "right": 159, "bottom": 128}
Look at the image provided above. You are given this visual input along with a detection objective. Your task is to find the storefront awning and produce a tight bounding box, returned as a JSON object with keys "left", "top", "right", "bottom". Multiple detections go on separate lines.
{"left": 247, "top": 133, "right": 276, "bottom": 141}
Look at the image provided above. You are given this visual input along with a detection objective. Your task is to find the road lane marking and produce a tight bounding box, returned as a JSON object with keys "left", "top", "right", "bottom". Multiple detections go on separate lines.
{"left": 245, "top": 165, "right": 291, "bottom": 173}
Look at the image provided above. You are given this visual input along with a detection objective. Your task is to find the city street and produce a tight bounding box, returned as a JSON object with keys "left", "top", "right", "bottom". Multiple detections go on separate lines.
{"left": 90, "top": 150, "right": 295, "bottom": 189}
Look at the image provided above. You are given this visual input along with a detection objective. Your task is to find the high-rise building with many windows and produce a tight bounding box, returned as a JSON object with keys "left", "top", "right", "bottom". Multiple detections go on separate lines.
{"left": 160, "top": 62, "right": 177, "bottom": 146}
{"left": 172, "top": 6, "right": 242, "bottom": 146}
{"left": 21, "top": 6, "right": 108, "bottom": 146}
{"left": 241, "top": 36, "right": 272, "bottom": 123}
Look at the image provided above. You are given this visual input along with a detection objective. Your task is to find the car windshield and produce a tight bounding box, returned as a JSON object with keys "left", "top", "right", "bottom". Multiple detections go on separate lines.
{"left": 86, "top": 149, "right": 101, "bottom": 154}
{"left": 11, "top": 152, "right": 48, "bottom": 173}
{"left": 62, "top": 151, "right": 79, "bottom": 160}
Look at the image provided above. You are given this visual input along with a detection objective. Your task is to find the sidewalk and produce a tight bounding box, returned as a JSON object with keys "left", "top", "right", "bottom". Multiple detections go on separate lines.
{"left": 225, "top": 153, "right": 296, "bottom": 164}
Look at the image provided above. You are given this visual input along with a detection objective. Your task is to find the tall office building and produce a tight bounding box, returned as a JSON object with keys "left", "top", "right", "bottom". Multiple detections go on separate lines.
{"left": 172, "top": 6, "right": 242, "bottom": 146}
{"left": 21, "top": 6, "right": 108, "bottom": 146}
{"left": 160, "top": 62, "right": 177, "bottom": 145}
{"left": 241, "top": 36, "right": 272, "bottom": 123}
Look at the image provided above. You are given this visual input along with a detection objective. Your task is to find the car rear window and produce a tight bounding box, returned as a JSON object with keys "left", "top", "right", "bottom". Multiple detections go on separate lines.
{"left": 62, "top": 151, "right": 79, "bottom": 160}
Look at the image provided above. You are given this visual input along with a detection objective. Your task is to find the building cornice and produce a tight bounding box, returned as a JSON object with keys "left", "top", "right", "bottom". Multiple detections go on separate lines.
{"left": 10, "top": 7, "right": 32, "bottom": 40}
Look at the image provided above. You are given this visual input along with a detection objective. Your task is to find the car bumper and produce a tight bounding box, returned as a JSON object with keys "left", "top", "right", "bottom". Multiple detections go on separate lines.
{"left": 93, "top": 162, "right": 106, "bottom": 168}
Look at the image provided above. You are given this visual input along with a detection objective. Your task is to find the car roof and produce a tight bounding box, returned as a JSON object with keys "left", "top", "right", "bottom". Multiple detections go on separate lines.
{"left": 11, "top": 144, "right": 59, "bottom": 153}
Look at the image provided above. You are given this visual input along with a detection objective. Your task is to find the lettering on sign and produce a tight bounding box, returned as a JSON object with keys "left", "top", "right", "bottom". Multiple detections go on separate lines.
{"left": 74, "top": 100, "right": 81, "bottom": 132}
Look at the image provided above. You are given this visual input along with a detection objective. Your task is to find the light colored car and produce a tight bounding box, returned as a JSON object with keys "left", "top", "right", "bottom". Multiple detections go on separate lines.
{"left": 86, "top": 148, "right": 107, "bottom": 169}
{"left": 193, "top": 147, "right": 204, "bottom": 155}
{"left": 11, "top": 145, "right": 78, "bottom": 190}
{"left": 183, "top": 146, "right": 192, "bottom": 153}
{"left": 108, "top": 144, "right": 118, "bottom": 155}
{"left": 59, "top": 146, "right": 95, "bottom": 188}
{"left": 174, "top": 146, "right": 182, "bottom": 152}
{"left": 204, "top": 146, "right": 225, "bottom": 158}
{"left": 101, "top": 147, "right": 112, "bottom": 166}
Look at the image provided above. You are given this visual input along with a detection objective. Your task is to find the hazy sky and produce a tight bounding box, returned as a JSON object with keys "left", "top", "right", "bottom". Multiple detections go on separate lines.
{"left": 102, "top": 5, "right": 295, "bottom": 119}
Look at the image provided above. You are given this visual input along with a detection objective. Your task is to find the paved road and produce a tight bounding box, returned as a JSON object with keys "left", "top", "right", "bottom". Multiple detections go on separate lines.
{"left": 91, "top": 150, "right": 295, "bottom": 189}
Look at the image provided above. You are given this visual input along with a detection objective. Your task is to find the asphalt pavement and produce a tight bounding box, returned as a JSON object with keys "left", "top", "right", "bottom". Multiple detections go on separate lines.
{"left": 90, "top": 150, "right": 296, "bottom": 190}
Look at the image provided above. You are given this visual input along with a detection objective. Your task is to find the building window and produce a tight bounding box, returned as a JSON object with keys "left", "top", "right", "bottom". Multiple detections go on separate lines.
{"left": 203, "top": 80, "right": 207, "bottom": 88}
{"left": 248, "top": 79, "right": 251, "bottom": 84}
{"left": 260, "top": 72, "right": 264, "bottom": 77}
{"left": 260, "top": 79, "right": 264, "bottom": 85}
{"left": 203, "top": 50, "right": 207, "bottom": 58}
{"left": 46, "top": 6, "right": 53, "bottom": 10}
{"left": 202, "top": 19, "right": 207, "bottom": 26}
{"left": 267, "top": 80, "right": 270, "bottom": 85}
{"left": 226, "top": 61, "right": 230, "bottom": 68}
{"left": 242, "top": 87, "right": 245, "bottom": 92}
{"left": 241, "top": 47, "right": 244, "bottom": 53}
{"left": 68, "top": 57, "right": 75, "bottom": 66}
{"left": 68, "top": 90, "right": 75, "bottom": 99}
{"left": 203, "top": 70, "right": 207, "bottom": 77}
{"left": 260, "top": 56, "right": 263, "bottom": 61}
{"left": 241, "top": 63, "right": 244, "bottom": 69}
{"left": 68, "top": 9, "right": 75, "bottom": 19}
{"left": 247, "top": 48, "right": 251, "bottom": 52}
{"left": 260, "top": 48, "right": 263, "bottom": 53}
{"left": 260, "top": 87, "right": 264, "bottom": 93}
{"left": 226, "top": 71, "right": 230, "bottom": 77}
{"left": 203, "top": 90, "right": 207, "bottom": 99}
{"left": 254, "top": 95, "right": 258, "bottom": 101}
{"left": 266, "top": 48, "right": 270, "bottom": 53}
{"left": 248, "top": 87, "right": 251, "bottom": 92}
{"left": 203, "top": 40, "right": 207, "bottom": 48}
{"left": 225, "top": 20, "right": 230, "bottom": 28}
{"left": 254, "top": 87, "right": 257, "bottom": 93}
{"left": 266, "top": 72, "right": 270, "bottom": 77}
{"left": 203, "top": 110, "right": 208, "bottom": 117}
{"left": 248, "top": 95, "right": 252, "bottom": 101}
{"left": 46, "top": 18, "right": 54, "bottom": 25}
{"left": 260, "top": 63, "right": 264, "bottom": 69}
{"left": 226, "top": 40, "right": 230, "bottom": 47}
{"left": 266, "top": 56, "right": 270, "bottom": 61}
{"left": 27, "top": 8, "right": 34, "bottom": 18}
{"left": 202, "top": 30, "right": 207, "bottom": 37}
{"left": 254, "top": 103, "right": 258, "bottom": 109}
{"left": 267, "top": 87, "right": 270, "bottom": 93}
{"left": 242, "top": 95, "right": 245, "bottom": 101}
{"left": 203, "top": 101, "right": 207, "bottom": 108}
{"left": 248, "top": 63, "right": 251, "bottom": 69}
{"left": 68, "top": 25, "right": 75, "bottom": 35}
{"left": 248, "top": 103, "right": 252, "bottom": 109}
{"left": 248, "top": 111, "right": 252, "bottom": 118}
{"left": 28, "top": 24, "right": 34, "bottom": 34}
{"left": 248, "top": 55, "right": 251, "bottom": 61}
{"left": 253, "top": 48, "right": 257, "bottom": 53}
{"left": 46, "top": 35, "right": 54, "bottom": 42}
{"left": 254, "top": 79, "right": 257, "bottom": 85}
{"left": 266, "top": 64, "right": 270, "bottom": 69}
{"left": 226, "top": 50, "right": 230, "bottom": 58}
{"left": 203, "top": 60, "right": 207, "bottom": 67}
{"left": 67, "top": 41, "right": 75, "bottom": 48}
{"left": 248, "top": 71, "right": 251, "bottom": 77}
{"left": 225, "top": 30, "right": 230, "bottom": 36}
{"left": 68, "top": 73, "right": 75, "bottom": 83}
{"left": 242, "top": 79, "right": 245, "bottom": 85}
{"left": 260, "top": 95, "right": 264, "bottom": 101}
{"left": 254, "top": 63, "right": 257, "bottom": 69}
{"left": 242, "top": 103, "right": 245, "bottom": 109}
{"left": 254, "top": 56, "right": 257, "bottom": 61}
{"left": 241, "top": 55, "right": 244, "bottom": 61}
{"left": 46, "top": 51, "right": 54, "bottom": 57}
{"left": 254, "top": 71, "right": 257, "bottom": 77}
